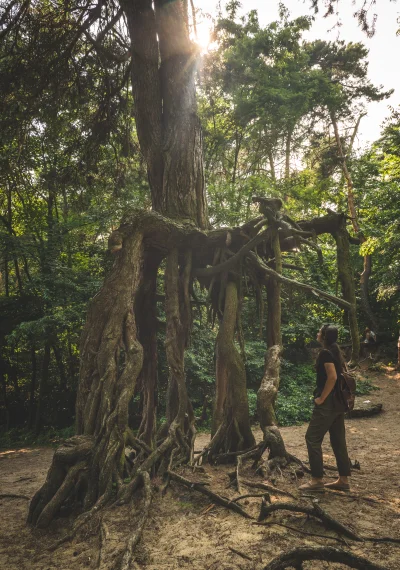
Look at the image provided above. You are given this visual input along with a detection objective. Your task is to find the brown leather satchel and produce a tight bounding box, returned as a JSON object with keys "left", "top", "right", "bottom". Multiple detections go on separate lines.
{"left": 335, "top": 369, "right": 357, "bottom": 412}
{"left": 327, "top": 350, "right": 357, "bottom": 412}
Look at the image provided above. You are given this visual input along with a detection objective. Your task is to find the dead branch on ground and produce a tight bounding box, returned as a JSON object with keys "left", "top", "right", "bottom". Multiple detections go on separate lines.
{"left": 262, "top": 545, "right": 389, "bottom": 570}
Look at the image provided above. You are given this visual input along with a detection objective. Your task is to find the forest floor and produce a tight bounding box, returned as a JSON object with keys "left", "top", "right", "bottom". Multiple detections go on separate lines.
{"left": 1, "top": 365, "right": 400, "bottom": 570}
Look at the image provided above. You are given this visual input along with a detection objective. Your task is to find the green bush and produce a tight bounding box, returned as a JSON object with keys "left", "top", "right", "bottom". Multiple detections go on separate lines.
{"left": 276, "top": 360, "right": 316, "bottom": 426}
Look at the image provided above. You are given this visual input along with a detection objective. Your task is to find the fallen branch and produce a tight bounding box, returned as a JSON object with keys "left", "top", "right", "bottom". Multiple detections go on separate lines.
{"left": 167, "top": 470, "right": 253, "bottom": 519}
{"left": 232, "top": 493, "right": 270, "bottom": 503}
{"left": 0, "top": 494, "right": 31, "bottom": 500}
{"left": 255, "top": 521, "right": 347, "bottom": 544}
{"left": 242, "top": 479, "right": 296, "bottom": 500}
{"left": 262, "top": 546, "right": 389, "bottom": 570}
{"left": 347, "top": 404, "right": 383, "bottom": 418}
{"left": 258, "top": 500, "right": 362, "bottom": 541}
{"left": 229, "top": 546, "right": 253, "bottom": 561}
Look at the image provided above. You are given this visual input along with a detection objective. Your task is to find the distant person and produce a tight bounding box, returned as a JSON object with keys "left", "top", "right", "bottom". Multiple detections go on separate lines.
{"left": 364, "top": 328, "right": 376, "bottom": 344}
{"left": 299, "top": 324, "right": 351, "bottom": 492}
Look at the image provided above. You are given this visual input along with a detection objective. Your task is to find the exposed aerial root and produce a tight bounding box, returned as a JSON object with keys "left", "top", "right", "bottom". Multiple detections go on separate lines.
{"left": 28, "top": 435, "right": 93, "bottom": 528}
{"left": 262, "top": 546, "right": 389, "bottom": 570}
{"left": 118, "top": 472, "right": 152, "bottom": 570}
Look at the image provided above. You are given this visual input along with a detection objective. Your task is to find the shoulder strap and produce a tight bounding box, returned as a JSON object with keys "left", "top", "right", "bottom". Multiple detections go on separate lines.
{"left": 325, "top": 348, "right": 343, "bottom": 373}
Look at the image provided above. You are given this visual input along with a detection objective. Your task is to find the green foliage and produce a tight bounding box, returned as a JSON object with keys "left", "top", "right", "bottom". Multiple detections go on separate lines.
{"left": 0, "top": 426, "right": 74, "bottom": 450}
{"left": 355, "top": 378, "right": 379, "bottom": 395}
{"left": 276, "top": 360, "right": 316, "bottom": 426}
{"left": 247, "top": 389, "right": 258, "bottom": 420}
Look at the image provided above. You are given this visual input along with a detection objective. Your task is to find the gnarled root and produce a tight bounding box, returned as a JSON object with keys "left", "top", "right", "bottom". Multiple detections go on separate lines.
{"left": 263, "top": 546, "right": 388, "bottom": 570}
{"left": 28, "top": 436, "right": 93, "bottom": 528}
{"left": 118, "top": 472, "right": 152, "bottom": 570}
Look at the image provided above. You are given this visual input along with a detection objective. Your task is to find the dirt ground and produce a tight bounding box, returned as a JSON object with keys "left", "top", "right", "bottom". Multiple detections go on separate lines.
{"left": 1, "top": 366, "right": 400, "bottom": 570}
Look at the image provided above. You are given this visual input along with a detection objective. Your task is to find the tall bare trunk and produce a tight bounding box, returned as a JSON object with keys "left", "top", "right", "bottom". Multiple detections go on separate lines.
{"left": 35, "top": 343, "right": 51, "bottom": 435}
{"left": 331, "top": 112, "right": 379, "bottom": 332}
{"left": 333, "top": 220, "right": 360, "bottom": 364}
{"left": 28, "top": 345, "right": 37, "bottom": 430}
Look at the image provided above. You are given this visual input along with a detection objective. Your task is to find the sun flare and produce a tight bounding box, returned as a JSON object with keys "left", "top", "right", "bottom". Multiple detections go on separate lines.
{"left": 195, "top": 23, "right": 211, "bottom": 53}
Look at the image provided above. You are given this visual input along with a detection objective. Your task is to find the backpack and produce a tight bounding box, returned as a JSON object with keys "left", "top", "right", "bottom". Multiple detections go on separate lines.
{"left": 327, "top": 349, "right": 357, "bottom": 412}
{"left": 335, "top": 369, "right": 357, "bottom": 412}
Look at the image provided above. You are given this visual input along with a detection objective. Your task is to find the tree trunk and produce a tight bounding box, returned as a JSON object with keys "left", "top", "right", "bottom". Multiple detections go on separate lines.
{"left": 0, "top": 341, "right": 10, "bottom": 431}
{"left": 209, "top": 280, "right": 255, "bottom": 461}
{"left": 330, "top": 112, "right": 379, "bottom": 332}
{"left": 136, "top": 253, "right": 160, "bottom": 447}
{"left": 267, "top": 148, "right": 276, "bottom": 183}
{"left": 35, "top": 343, "right": 51, "bottom": 435}
{"left": 29, "top": 228, "right": 145, "bottom": 526}
{"left": 284, "top": 127, "right": 292, "bottom": 181}
{"left": 28, "top": 345, "right": 37, "bottom": 430}
{"left": 52, "top": 343, "right": 67, "bottom": 391}
{"left": 258, "top": 230, "right": 288, "bottom": 461}
{"left": 333, "top": 221, "right": 360, "bottom": 364}
{"left": 164, "top": 248, "right": 195, "bottom": 454}
{"left": 257, "top": 345, "right": 281, "bottom": 429}
{"left": 266, "top": 230, "right": 282, "bottom": 348}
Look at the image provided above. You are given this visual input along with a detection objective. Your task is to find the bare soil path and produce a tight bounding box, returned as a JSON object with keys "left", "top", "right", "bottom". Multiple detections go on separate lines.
{"left": 1, "top": 367, "right": 399, "bottom": 569}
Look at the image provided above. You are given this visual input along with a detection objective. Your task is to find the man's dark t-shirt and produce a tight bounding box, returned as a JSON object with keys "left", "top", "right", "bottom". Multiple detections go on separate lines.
{"left": 314, "top": 349, "right": 341, "bottom": 397}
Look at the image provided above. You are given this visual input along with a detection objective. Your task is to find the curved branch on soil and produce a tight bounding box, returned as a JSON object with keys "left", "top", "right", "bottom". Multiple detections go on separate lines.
{"left": 167, "top": 470, "right": 253, "bottom": 519}
{"left": 262, "top": 546, "right": 389, "bottom": 570}
{"left": 242, "top": 479, "right": 296, "bottom": 500}
{"left": 258, "top": 501, "right": 362, "bottom": 541}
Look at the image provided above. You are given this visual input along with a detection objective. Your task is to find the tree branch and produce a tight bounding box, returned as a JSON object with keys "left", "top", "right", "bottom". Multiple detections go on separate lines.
{"left": 247, "top": 252, "right": 352, "bottom": 310}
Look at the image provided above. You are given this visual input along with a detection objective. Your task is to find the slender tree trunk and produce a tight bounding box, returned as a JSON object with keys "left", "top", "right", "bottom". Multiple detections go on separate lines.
{"left": 330, "top": 112, "right": 379, "bottom": 332}
{"left": 266, "top": 230, "right": 282, "bottom": 348}
{"left": 0, "top": 341, "right": 10, "bottom": 431}
{"left": 284, "top": 127, "right": 292, "bottom": 181}
{"left": 267, "top": 148, "right": 276, "bottom": 183}
{"left": 28, "top": 345, "right": 37, "bottom": 430}
{"left": 4, "top": 258, "right": 9, "bottom": 296}
{"left": 52, "top": 344, "right": 67, "bottom": 391}
{"left": 333, "top": 221, "right": 360, "bottom": 364}
{"left": 7, "top": 185, "right": 23, "bottom": 293}
{"left": 258, "top": 229, "right": 287, "bottom": 460}
{"left": 35, "top": 343, "right": 51, "bottom": 435}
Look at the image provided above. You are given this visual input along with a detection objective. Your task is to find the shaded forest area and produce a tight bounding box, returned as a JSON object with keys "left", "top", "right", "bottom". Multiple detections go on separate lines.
{"left": 1, "top": 0, "right": 398, "bottom": 439}
{"left": 1, "top": 0, "right": 400, "bottom": 568}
